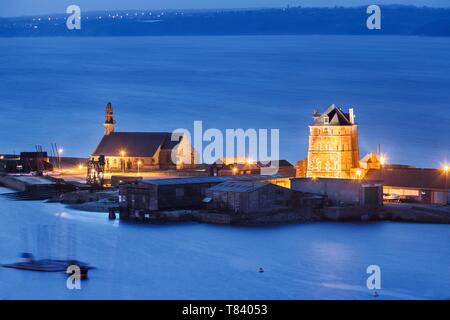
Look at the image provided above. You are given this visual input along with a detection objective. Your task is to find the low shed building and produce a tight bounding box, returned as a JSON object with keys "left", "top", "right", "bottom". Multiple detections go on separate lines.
{"left": 119, "top": 176, "right": 226, "bottom": 218}
{"left": 205, "top": 181, "right": 293, "bottom": 214}
{"left": 119, "top": 174, "right": 293, "bottom": 219}
{"left": 364, "top": 168, "right": 449, "bottom": 205}
{"left": 291, "top": 178, "right": 383, "bottom": 207}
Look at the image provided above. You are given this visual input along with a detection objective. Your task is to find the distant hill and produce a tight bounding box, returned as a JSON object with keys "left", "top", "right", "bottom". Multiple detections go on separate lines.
{"left": 1, "top": 5, "right": 450, "bottom": 37}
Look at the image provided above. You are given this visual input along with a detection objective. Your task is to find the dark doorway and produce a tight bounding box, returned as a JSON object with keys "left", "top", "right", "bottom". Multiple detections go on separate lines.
{"left": 364, "top": 187, "right": 379, "bottom": 206}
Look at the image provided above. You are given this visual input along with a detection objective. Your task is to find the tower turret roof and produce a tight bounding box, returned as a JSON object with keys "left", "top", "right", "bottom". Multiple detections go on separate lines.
{"left": 311, "top": 104, "right": 353, "bottom": 126}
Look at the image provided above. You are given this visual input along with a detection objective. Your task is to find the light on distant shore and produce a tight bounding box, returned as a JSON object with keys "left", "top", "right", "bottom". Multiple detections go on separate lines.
{"left": 120, "top": 150, "right": 126, "bottom": 157}
{"left": 232, "top": 167, "right": 238, "bottom": 174}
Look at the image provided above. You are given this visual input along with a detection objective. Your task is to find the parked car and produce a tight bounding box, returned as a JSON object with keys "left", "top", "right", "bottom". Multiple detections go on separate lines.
{"left": 383, "top": 193, "right": 401, "bottom": 203}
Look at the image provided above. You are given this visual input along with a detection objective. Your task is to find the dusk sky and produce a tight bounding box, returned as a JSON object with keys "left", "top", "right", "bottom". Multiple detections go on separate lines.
{"left": 1, "top": 0, "right": 449, "bottom": 17}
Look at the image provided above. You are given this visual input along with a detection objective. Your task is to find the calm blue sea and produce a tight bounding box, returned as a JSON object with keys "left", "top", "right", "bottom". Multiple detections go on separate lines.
{"left": 0, "top": 35, "right": 449, "bottom": 166}
{"left": 0, "top": 187, "right": 449, "bottom": 299}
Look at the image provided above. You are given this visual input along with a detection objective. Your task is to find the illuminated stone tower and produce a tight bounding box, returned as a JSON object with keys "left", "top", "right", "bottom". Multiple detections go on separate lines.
{"left": 104, "top": 102, "right": 115, "bottom": 136}
{"left": 306, "top": 104, "right": 359, "bottom": 179}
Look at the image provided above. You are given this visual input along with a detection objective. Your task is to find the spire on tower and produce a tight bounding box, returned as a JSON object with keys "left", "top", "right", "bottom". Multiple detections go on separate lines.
{"left": 104, "top": 102, "right": 115, "bottom": 135}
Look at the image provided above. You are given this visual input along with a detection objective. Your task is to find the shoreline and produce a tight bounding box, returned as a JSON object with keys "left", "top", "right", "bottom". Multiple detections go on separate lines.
{"left": 1, "top": 179, "right": 449, "bottom": 226}
{"left": 66, "top": 198, "right": 450, "bottom": 226}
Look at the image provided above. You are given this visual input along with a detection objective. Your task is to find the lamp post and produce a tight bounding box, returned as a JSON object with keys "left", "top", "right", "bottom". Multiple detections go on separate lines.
{"left": 137, "top": 160, "right": 142, "bottom": 177}
{"left": 57, "top": 148, "right": 63, "bottom": 172}
{"left": 380, "top": 155, "right": 386, "bottom": 167}
{"left": 379, "top": 154, "right": 387, "bottom": 195}
{"left": 444, "top": 164, "right": 449, "bottom": 204}
{"left": 120, "top": 150, "right": 126, "bottom": 173}
{"left": 356, "top": 169, "right": 363, "bottom": 180}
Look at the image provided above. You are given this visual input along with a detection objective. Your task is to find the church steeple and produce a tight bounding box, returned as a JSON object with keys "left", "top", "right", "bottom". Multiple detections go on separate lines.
{"left": 104, "top": 102, "right": 115, "bottom": 135}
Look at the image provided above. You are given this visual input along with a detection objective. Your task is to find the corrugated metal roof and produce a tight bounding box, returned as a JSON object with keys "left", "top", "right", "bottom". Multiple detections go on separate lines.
{"left": 234, "top": 174, "right": 287, "bottom": 181}
{"left": 92, "top": 132, "right": 181, "bottom": 157}
{"left": 207, "top": 181, "right": 269, "bottom": 193}
{"left": 140, "top": 174, "right": 288, "bottom": 186}
{"left": 142, "top": 176, "right": 228, "bottom": 185}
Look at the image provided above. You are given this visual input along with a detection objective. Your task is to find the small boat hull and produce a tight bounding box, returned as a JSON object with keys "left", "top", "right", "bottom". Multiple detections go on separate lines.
{"left": 2, "top": 259, "right": 94, "bottom": 273}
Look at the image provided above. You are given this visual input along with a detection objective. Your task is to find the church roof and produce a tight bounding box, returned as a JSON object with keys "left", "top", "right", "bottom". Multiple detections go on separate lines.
{"left": 312, "top": 104, "right": 353, "bottom": 126}
{"left": 92, "top": 132, "right": 182, "bottom": 157}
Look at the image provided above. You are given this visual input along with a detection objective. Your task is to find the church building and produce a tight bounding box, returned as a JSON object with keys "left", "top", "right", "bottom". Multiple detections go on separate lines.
{"left": 91, "top": 102, "right": 197, "bottom": 172}
{"left": 306, "top": 104, "right": 360, "bottom": 179}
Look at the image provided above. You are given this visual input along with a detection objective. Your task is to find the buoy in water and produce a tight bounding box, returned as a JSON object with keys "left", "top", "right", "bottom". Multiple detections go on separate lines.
{"left": 259, "top": 268, "right": 264, "bottom": 273}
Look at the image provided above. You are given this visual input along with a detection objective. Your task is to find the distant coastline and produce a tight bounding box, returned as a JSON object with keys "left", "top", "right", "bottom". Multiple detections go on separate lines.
{"left": 1, "top": 5, "right": 450, "bottom": 37}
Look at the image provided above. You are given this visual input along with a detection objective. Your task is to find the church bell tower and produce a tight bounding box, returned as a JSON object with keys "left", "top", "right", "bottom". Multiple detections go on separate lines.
{"left": 104, "top": 102, "right": 115, "bottom": 136}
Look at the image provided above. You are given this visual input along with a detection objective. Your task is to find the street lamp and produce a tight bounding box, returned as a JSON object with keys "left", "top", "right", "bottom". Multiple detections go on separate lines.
{"left": 379, "top": 154, "right": 388, "bottom": 189}
{"left": 356, "top": 169, "right": 363, "bottom": 180}
{"left": 232, "top": 167, "right": 238, "bottom": 175}
{"left": 57, "top": 148, "right": 64, "bottom": 172}
{"left": 120, "top": 150, "right": 126, "bottom": 172}
{"left": 137, "top": 160, "right": 142, "bottom": 176}
{"left": 444, "top": 165, "right": 449, "bottom": 204}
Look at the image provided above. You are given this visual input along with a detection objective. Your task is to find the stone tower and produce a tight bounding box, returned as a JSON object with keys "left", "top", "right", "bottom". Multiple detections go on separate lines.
{"left": 306, "top": 104, "right": 359, "bottom": 179}
{"left": 104, "top": 102, "right": 115, "bottom": 136}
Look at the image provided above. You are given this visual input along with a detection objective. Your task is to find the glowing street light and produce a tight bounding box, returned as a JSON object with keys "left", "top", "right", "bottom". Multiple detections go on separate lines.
{"left": 232, "top": 167, "right": 238, "bottom": 175}
{"left": 56, "top": 148, "right": 64, "bottom": 172}
{"left": 380, "top": 154, "right": 387, "bottom": 166}
{"left": 443, "top": 164, "right": 450, "bottom": 174}
{"left": 120, "top": 150, "right": 126, "bottom": 172}
{"left": 137, "top": 160, "right": 142, "bottom": 176}
{"left": 444, "top": 164, "right": 450, "bottom": 204}
{"left": 356, "top": 169, "right": 363, "bottom": 179}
